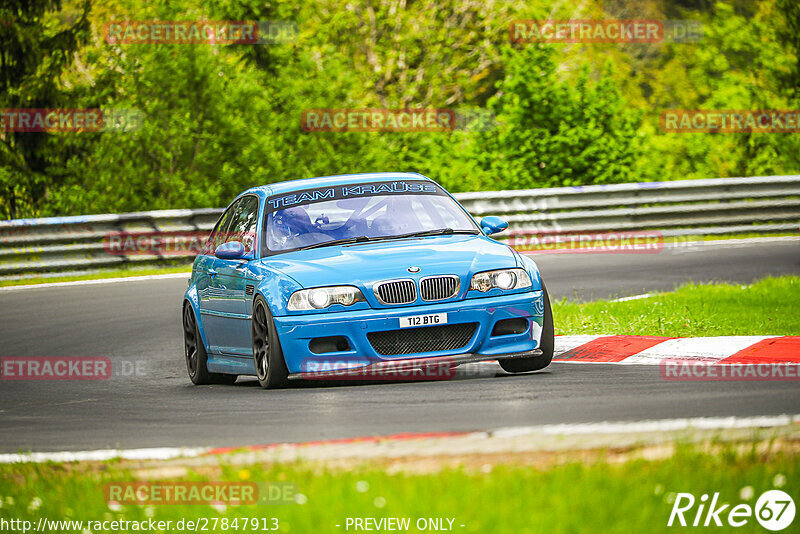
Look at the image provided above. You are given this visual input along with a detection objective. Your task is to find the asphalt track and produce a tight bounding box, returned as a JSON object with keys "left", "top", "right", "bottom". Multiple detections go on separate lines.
{"left": 0, "top": 239, "right": 798, "bottom": 453}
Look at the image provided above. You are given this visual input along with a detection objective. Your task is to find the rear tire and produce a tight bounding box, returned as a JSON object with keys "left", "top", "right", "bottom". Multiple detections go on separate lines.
{"left": 183, "top": 303, "right": 237, "bottom": 385}
{"left": 252, "top": 296, "right": 289, "bottom": 389}
{"left": 499, "top": 283, "right": 554, "bottom": 373}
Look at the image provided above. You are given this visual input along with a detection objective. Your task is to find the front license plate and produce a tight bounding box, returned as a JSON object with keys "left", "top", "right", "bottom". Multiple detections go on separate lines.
{"left": 399, "top": 313, "right": 448, "bottom": 329}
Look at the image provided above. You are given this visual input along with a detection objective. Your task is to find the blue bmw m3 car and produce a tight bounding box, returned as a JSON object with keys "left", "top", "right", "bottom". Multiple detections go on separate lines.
{"left": 182, "top": 172, "right": 554, "bottom": 388}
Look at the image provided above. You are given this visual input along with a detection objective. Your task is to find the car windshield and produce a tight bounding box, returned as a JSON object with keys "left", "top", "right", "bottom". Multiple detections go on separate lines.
{"left": 263, "top": 181, "right": 479, "bottom": 253}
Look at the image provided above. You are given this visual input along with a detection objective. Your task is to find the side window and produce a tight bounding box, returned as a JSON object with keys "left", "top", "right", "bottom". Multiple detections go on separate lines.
{"left": 203, "top": 200, "right": 239, "bottom": 255}
{"left": 226, "top": 196, "right": 260, "bottom": 254}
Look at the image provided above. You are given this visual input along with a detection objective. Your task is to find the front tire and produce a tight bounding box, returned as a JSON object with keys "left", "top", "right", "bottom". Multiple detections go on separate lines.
{"left": 252, "top": 296, "right": 289, "bottom": 389}
{"left": 183, "top": 303, "right": 237, "bottom": 385}
{"left": 499, "top": 283, "right": 554, "bottom": 373}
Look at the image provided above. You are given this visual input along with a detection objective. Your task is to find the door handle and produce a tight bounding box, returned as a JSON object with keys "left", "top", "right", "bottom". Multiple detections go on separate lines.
{"left": 208, "top": 269, "right": 217, "bottom": 277}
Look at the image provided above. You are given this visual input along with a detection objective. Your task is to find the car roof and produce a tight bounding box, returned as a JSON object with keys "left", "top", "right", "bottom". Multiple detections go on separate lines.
{"left": 241, "top": 172, "right": 433, "bottom": 197}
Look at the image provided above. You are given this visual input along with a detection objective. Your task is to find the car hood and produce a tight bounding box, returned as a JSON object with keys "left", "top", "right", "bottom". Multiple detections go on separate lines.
{"left": 261, "top": 234, "right": 518, "bottom": 289}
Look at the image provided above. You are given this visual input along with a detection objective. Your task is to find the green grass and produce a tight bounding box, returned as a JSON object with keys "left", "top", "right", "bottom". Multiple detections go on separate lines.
{"left": 553, "top": 276, "right": 800, "bottom": 337}
{"left": 0, "top": 265, "right": 191, "bottom": 287}
{"left": 0, "top": 444, "right": 795, "bottom": 533}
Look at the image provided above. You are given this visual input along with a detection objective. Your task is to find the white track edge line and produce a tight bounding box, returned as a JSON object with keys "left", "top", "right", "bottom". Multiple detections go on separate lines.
{"left": 610, "top": 293, "right": 653, "bottom": 302}
{"left": 0, "top": 446, "right": 209, "bottom": 464}
{"left": 491, "top": 414, "right": 800, "bottom": 438}
{"left": 0, "top": 272, "right": 191, "bottom": 291}
{"left": 2, "top": 415, "right": 797, "bottom": 464}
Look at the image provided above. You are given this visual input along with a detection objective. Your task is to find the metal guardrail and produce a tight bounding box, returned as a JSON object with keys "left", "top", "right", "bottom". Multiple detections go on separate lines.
{"left": 1, "top": 175, "right": 798, "bottom": 281}
{"left": 0, "top": 209, "right": 223, "bottom": 281}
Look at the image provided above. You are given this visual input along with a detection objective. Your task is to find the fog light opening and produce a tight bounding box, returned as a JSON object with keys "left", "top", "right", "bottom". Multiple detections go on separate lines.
{"left": 309, "top": 336, "right": 351, "bottom": 354}
{"left": 491, "top": 318, "right": 529, "bottom": 336}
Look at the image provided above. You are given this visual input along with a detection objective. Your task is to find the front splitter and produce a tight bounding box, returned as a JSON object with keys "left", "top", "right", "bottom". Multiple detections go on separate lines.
{"left": 287, "top": 349, "right": 543, "bottom": 380}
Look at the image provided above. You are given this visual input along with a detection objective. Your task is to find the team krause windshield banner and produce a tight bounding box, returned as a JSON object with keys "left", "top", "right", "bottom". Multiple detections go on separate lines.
{"left": 265, "top": 180, "right": 445, "bottom": 211}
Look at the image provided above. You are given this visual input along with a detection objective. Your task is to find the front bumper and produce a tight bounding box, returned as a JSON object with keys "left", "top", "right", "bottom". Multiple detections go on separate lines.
{"left": 286, "top": 349, "right": 542, "bottom": 380}
{"left": 273, "top": 290, "right": 544, "bottom": 374}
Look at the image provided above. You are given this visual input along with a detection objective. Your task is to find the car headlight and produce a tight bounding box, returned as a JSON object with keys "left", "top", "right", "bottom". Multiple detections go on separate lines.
{"left": 470, "top": 268, "right": 532, "bottom": 292}
{"left": 287, "top": 286, "right": 366, "bottom": 311}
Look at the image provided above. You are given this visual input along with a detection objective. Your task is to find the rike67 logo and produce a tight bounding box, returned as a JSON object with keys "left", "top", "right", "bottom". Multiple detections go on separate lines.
{"left": 668, "top": 490, "right": 795, "bottom": 530}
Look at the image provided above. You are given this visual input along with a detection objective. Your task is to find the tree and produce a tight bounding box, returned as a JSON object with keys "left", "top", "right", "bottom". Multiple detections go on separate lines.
{"left": 0, "top": 0, "right": 91, "bottom": 219}
{"left": 473, "top": 44, "right": 642, "bottom": 190}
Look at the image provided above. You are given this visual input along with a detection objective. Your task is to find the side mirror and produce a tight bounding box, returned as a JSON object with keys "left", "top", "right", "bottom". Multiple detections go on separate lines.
{"left": 480, "top": 216, "right": 509, "bottom": 236}
{"left": 214, "top": 241, "right": 251, "bottom": 260}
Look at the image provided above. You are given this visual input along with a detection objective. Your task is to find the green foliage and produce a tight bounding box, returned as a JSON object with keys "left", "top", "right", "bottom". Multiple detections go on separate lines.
{"left": 632, "top": 0, "right": 800, "bottom": 182}
{"left": 0, "top": 0, "right": 91, "bottom": 218}
{"left": 475, "top": 45, "right": 643, "bottom": 190}
{"left": 0, "top": 0, "right": 799, "bottom": 217}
